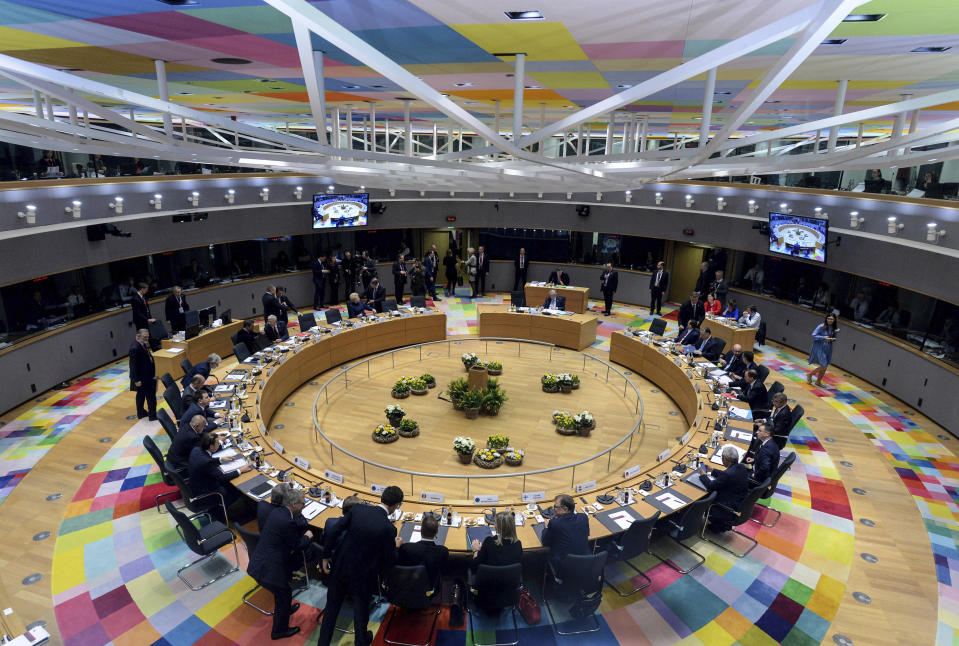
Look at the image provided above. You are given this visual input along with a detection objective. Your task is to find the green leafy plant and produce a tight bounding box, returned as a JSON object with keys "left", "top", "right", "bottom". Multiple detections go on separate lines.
{"left": 453, "top": 436, "right": 475, "bottom": 454}
{"left": 447, "top": 377, "right": 468, "bottom": 405}
{"left": 486, "top": 432, "right": 510, "bottom": 449}
{"left": 481, "top": 378, "right": 508, "bottom": 415}
{"left": 420, "top": 373, "right": 436, "bottom": 386}
{"left": 461, "top": 389, "right": 484, "bottom": 409}
{"left": 399, "top": 417, "right": 419, "bottom": 432}
{"left": 392, "top": 379, "right": 411, "bottom": 394}
{"left": 410, "top": 378, "right": 427, "bottom": 390}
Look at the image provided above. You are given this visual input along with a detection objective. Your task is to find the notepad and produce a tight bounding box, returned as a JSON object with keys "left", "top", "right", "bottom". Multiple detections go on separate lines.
{"left": 302, "top": 501, "right": 324, "bottom": 520}
{"left": 608, "top": 510, "right": 635, "bottom": 530}
{"left": 165, "top": 348, "right": 185, "bottom": 355}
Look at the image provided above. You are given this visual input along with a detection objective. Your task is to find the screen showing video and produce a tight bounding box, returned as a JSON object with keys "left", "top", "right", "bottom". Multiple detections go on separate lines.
{"left": 312, "top": 193, "right": 369, "bottom": 228}
{"left": 768, "top": 212, "right": 828, "bottom": 263}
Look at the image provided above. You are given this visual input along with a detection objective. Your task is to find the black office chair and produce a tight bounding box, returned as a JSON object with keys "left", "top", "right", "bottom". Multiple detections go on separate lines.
{"left": 756, "top": 363, "right": 770, "bottom": 383}
{"left": 230, "top": 333, "right": 239, "bottom": 346}
{"left": 156, "top": 408, "right": 178, "bottom": 444}
{"left": 160, "top": 372, "right": 176, "bottom": 389}
{"left": 163, "top": 385, "right": 183, "bottom": 418}
{"left": 542, "top": 551, "right": 607, "bottom": 636}
{"left": 324, "top": 308, "right": 342, "bottom": 325}
{"left": 165, "top": 500, "right": 239, "bottom": 591}
{"left": 601, "top": 510, "right": 661, "bottom": 596}
{"left": 180, "top": 357, "right": 194, "bottom": 376}
{"left": 143, "top": 435, "right": 180, "bottom": 513}
{"left": 233, "top": 343, "right": 252, "bottom": 363}
{"left": 410, "top": 295, "right": 427, "bottom": 308}
{"left": 234, "top": 524, "right": 272, "bottom": 615}
{"left": 756, "top": 320, "right": 767, "bottom": 345}
{"left": 649, "top": 491, "right": 715, "bottom": 574}
{"left": 767, "top": 380, "right": 784, "bottom": 398}
{"left": 167, "top": 467, "right": 229, "bottom": 522}
{"left": 510, "top": 291, "right": 526, "bottom": 308}
{"left": 702, "top": 478, "right": 771, "bottom": 558}
{"left": 298, "top": 313, "right": 317, "bottom": 331}
{"left": 709, "top": 338, "right": 727, "bottom": 358}
{"left": 148, "top": 319, "right": 169, "bottom": 343}
{"left": 649, "top": 318, "right": 667, "bottom": 337}
{"left": 383, "top": 298, "right": 399, "bottom": 312}
{"left": 752, "top": 452, "right": 796, "bottom": 527}
{"left": 468, "top": 563, "right": 523, "bottom": 646}
{"left": 382, "top": 564, "right": 441, "bottom": 646}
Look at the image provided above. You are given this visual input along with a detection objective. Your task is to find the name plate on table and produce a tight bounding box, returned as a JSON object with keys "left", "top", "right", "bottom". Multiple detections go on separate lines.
{"left": 473, "top": 494, "right": 499, "bottom": 504}
{"left": 623, "top": 465, "right": 641, "bottom": 479}
{"left": 370, "top": 483, "right": 386, "bottom": 495}
{"left": 294, "top": 456, "right": 310, "bottom": 470}
{"left": 656, "top": 448, "right": 671, "bottom": 463}
{"left": 695, "top": 382, "right": 700, "bottom": 393}
{"left": 725, "top": 427, "right": 753, "bottom": 444}
{"left": 272, "top": 439, "right": 284, "bottom": 454}
{"left": 420, "top": 491, "right": 445, "bottom": 504}
{"left": 294, "top": 345, "right": 303, "bottom": 354}
{"left": 324, "top": 469, "right": 344, "bottom": 484}
{"left": 267, "top": 367, "right": 274, "bottom": 377}
{"left": 575, "top": 480, "right": 596, "bottom": 493}
{"left": 258, "top": 420, "right": 267, "bottom": 434}
{"left": 681, "top": 431, "right": 691, "bottom": 445}
{"left": 674, "top": 358, "right": 683, "bottom": 367}
{"left": 522, "top": 491, "right": 546, "bottom": 503}
{"left": 686, "top": 369, "right": 694, "bottom": 379}
{"left": 259, "top": 379, "right": 265, "bottom": 390}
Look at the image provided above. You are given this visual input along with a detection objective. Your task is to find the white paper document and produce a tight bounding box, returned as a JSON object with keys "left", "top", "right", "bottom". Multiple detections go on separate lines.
{"left": 302, "top": 501, "right": 324, "bottom": 520}
{"left": 608, "top": 510, "right": 635, "bottom": 530}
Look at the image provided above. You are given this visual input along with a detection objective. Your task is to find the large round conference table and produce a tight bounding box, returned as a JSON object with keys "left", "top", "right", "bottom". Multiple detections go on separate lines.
{"left": 223, "top": 313, "right": 744, "bottom": 554}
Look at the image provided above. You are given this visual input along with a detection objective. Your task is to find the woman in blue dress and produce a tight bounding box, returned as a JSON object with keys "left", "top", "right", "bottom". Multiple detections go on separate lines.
{"left": 807, "top": 314, "right": 838, "bottom": 386}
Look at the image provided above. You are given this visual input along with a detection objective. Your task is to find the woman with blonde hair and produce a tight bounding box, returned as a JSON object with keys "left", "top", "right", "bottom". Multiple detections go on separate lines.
{"left": 465, "top": 247, "right": 478, "bottom": 299}
{"left": 470, "top": 510, "right": 522, "bottom": 570}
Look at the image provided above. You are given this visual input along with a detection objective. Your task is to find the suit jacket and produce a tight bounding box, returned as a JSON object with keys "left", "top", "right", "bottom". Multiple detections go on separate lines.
{"left": 751, "top": 439, "right": 780, "bottom": 483}
{"left": 167, "top": 428, "right": 201, "bottom": 472}
{"left": 324, "top": 504, "right": 398, "bottom": 586}
{"left": 392, "top": 261, "right": 407, "bottom": 285}
{"left": 477, "top": 252, "right": 490, "bottom": 275}
{"left": 128, "top": 340, "right": 155, "bottom": 390}
{"left": 180, "top": 361, "right": 212, "bottom": 388}
{"left": 601, "top": 270, "right": 619, "bottom": 293}
{"left": 258, "top": 500, "right": 282, "bottom": 529}
{"left": 180, "top": 384, "right": 204, "bottom": 409}
{"left": 131, "top": 292, "right": 152, "bottom": 329}
{"left": 541, "top": 512, "right": 589, "bottom": 565}
{"left": 649, "top": 269, "right": 669, "bottom": 292}
{"left": 277, "top": 295, "right": 297, "bottom": 325}
{"left": 547, "top": 271, "right": 570, "bottom": 286}
{"left": 676, "top": 328, "right": 700, "bottom": 345}
{"left": 695, "top": 269, "right": 712, "bottom": 295}
{"left": 237, "top": 328, "right": 259, "bottom": 355}
{"left": 262, "top": 292, "right": 285, "bottom": 320}
{"left": 265, "top": 322, "right": 288, "bottom": 342}
{"left": 474, "top": 536, "right": 523, "bottom": 569}
{"left": 164, "top": 293, "right": 189, "bottom": 331}
{"left": 249, "top": 505, "right": 313, "bottom": 589}
{"left": 542, "top": 295, "right": 567, "bottom": 310}
{"left": 703, "top": 462, "right": 750, "bottom": 514}
{"left": 769, "top": 404, "right": 792, "bottom": 440}
{"left": 397, "top": 539, "right": 449, "bottom": 586}
{"left": 422, "top": 254, "right": 437, "bottom": 280}
{"left": 187, "top": 445, "right": 239, "bottom": 508}
{"left": 711, "top": 279, "right": 729, "bottom": 304}
{"left": 312, "top": 259, "right": 328, "bottom": 285}
{"left": 697, "top": 336, "right": 723, "bottom": 362}
{"left": 364, "top": 285, "right": 387, "bottom": 310}
{"left": 738, "top": 380, "right": 769, "bottom": 413}
{"left": 347, "top": 300, "right": 369, "bottom": 318}
{"left": 678, "top": 300, "right": 706, "bottom": 330}
{"left": 178, "top": 402, "right": 217, "bottom": 434}
{"left": 514, "top": 254, "right": 529, "bottom": 271}
{"left": 722, "top": 351, "right": 746, "bottom": 376}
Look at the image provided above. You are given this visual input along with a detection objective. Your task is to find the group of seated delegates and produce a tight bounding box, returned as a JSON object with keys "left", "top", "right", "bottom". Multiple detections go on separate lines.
{"left": 679, "top": 324, "right": 724, "bottom": 361}
{"left": 180, "top": 353, "right": 221, "bottom": 388}
{"left": 187, "top": 431, "right": 253, "bottom": 524}
{"left": 264, "top": 315, "right": 289, "bottom": 342}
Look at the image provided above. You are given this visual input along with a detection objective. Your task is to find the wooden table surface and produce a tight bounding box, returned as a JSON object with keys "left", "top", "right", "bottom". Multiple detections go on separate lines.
{"left": 476, "top": 303, "right": 599, "bottom": 351}
{"left": 156, "top": 320, "right": 243, "bottom": 378}
{"left": 701, "top": 315, "right": 756, "bottom": 350}
{"left": 524, "top": 283, "right": 591, "bottom": 313}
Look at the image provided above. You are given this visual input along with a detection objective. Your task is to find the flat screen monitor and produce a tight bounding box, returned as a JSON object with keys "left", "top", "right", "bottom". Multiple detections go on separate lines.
{"left": 185, "top": 324, "right": 200, "bottom": 339}
{"left": 312, "top": 193, "right": 369, "bottom": 229}
{"left": 220, "top": 308, "right": 232, "bottom": 325}
{"left": 199, "top": 306, "right": 216, "bottom": 327}
{"left": 184, "top": 309, "right": 200, "bottom": 329}
{"left": 768, "top": 212, "right": 828, "bottom": 264}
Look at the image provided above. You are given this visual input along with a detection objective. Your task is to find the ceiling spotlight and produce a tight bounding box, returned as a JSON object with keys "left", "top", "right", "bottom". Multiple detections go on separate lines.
{"left": 293, "top": 186, "right": 303, "bottom": 200}
{"left": 537, "top": 192, "right": 543, "bottom": 198}
{"left": 359, "top": 186, "right": 365, "bottom": 191}
{"left": 420, "top": 190, "right": 426, "bottom": 197}
{"left": 595, "top": 192, "right": 602, "bottom": 201}
{"left": 327, "top": 184, "right": 335, "bottom": 193}
{"left": 187, "top": 191, "right": 199, "bottom": 207}
{"left": 508, "top": 191, "right": 515, "bottom": 197}
{"left": 389, "top": 188, "right": 396, "bottom": 197}
{"left": 566, "top": 192, "right": 572, "bottom": 200}
{"left": 259, "top": 187, "right": 270, "bottom": 202}
{"left": 779, "top": 202, "right": 791, "bottom": 214}
{"left": 716, "top": 197, "right": 726, "bottom": 211}
{"left": 225, "top": 189, "right": 235, "bottom": 204}
{"left": 927, "top": 222, "right": 945, "bottom": 242}
{"left": 616, "top": 84, "right": 633, "bottom": 89}
{"left": 748, "top": 199, "right": 758, "bottom": 214}
{"left": 17, "top": 204, "right": 37, "bottom": 224}
{"left": 814, "top": 206, "right": 827, "bottom": 218}
{"left": 685, "top": 194, "right": 694, "bottom": 207}
{"left": 450, "top": 191, "right": 456, "bottom": 197}
{"left": 887, "top": 216, "right": 903, "bottom": 234}
{"left": 150, "top": 194, "right": 163, "bottom": 209}
{"left": 109, "top": 196, "right": 124, "bottom": 213}
{"left": 625, "top": 190, "right": 632, "bottom": 204}
{"left": 849, "top": 211, "right": 864, "bottom": 229}
{"left": 479, "top": 191, "right": 485, "bottom": 197}
{"left": 454, "top": 82, "right": 473, "bottom": 87}
{"left": 65, "top": 200, "right": 82, "bottom": 219}
{"left": 504, "top": 10, "right": 544, "bottom": 21}
{"left": 655, "top": 192, "right": 663, "bottom": 205}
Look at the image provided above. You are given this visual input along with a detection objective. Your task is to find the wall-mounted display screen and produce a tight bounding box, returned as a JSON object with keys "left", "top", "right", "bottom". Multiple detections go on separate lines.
{"left": 312, "top": 193, "right": 369, "bottom": 228}
{"left": 768, "top": 212, "right": 828, "bottom": 263}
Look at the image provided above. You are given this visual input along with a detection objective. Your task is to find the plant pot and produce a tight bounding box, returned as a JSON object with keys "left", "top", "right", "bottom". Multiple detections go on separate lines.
{"left": 392, "top": 390, "right": 410, "bottom": 399}
{"left": 505, "top": 456, "right": 523, "bottom": 466}
{"left": 387, "top": 414, "right": 404, "bottom": 427}
{"left": 487, "top": 443, "right": 509, "bottom": 451}
{"left": 427, "top": 382, "right": 436, "bottom": 389}
{"left": 571, "top": 382, "right": 580, "bottom": 390}
{"left": 398, "top": 427, "right": 419, "bottom": 438}
{"left": 456, "top": 451, "right": 474, "bottom": 464}
{"left": 452, "top": 401, "right": 464, "bottom": 410}
{"left": 487, "top": 368, "right": 502, "bottom": 376}
{"left": 411, "top": 388, "right": 428, "bottom": 396}
{"left": 372, "top": 432, "right": 398, "bottom": 444}
{"left": 542, "top": 384, "right": 559, "bottom": 393}
{"left": 483, "top": 408, "right": 500, "bottom": 416}
{"left": 473, "top": 455, "right": 503, "bottom": 469}
{"left": 465, "top": 407, "right": 480, "bottom": 420}
{"left": 560, "top": 384, "right": 573, "bottom": 393}
{"left": 555, "top": 425, "right": 578, "bottom": 436}
{"left": 576, "top": 427, "right": 592, "bottom": 437}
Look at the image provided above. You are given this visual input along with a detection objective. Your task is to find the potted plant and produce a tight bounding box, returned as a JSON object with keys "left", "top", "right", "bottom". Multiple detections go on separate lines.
{"left": 391, "top": 378, "right": 411, "bottom": 399}
{"left": 461, "top": 352, "right": 479, "bottom": 370}
{"left": 461, "top": 389, "right": 483, "bottom": 419}
{"left": 453, "top": 436, "right": 475, "bottom": 464}
{"left": 570, "top": 374, "right": 580, "bottom": 390}
{"left": 410, "top": 378, "right": 428, "bottom": 396}
{"left": 574, "top": 410, "right": 595, "bottom": 435}
{"left": 473, "top": 447, "right": 503, "bottom": 469}
{"left": 553, "top": 410, "right": 577, "bottom": 436}
{"left": 481, "top": 378, "right": 507, "bottom": 416}
{"left": 557, "top": 373, "right": 574, "bottom": 393}
{"left": 504, "top": 448, "right": 524, "bottom": 466}
{"left": 372, "top": 424, "right": 398, "bottom": 443}
{"left": 541, "top": 373, "right": 560, "bottom": 393}
{"left": 447, "top": 378, "right": 468, "bottom": 410}
{"left": 486, "top": 360, "right": 502, "bottom": 376}
{"left": 421, "top": 373, "right": 436, "bottom": 389}
{"left": 385, "top": 403, "right": 405, "bottom": 426}
{"left": 398, "top": 417, "right": 420, "bottom": 438}
{"left": 486, "top": 433, "right": 510, "bottom": 450}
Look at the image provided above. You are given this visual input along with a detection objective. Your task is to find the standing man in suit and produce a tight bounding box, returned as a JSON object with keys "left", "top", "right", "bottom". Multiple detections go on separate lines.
{"left": 187, "top": 432, "right": 252, "bottom": 523}
{"left": 513, "top": 247, "right": 529, "bottom": 291}
{"left": 600, "top": 263, "right": 618, "bottom": 316}
{"left": 711, "top": 270, "right": 729, "bottom": 308}
{"left": 342, "top": 251, "right": 359, "bottom": 301}
{"left": 745, "top": 423, "right": 780, "bottom": 484}
{"left": 131, "top": 283, "right": 155, "bottom": 331}
{"left": 737, "top": 369, "right": 769, "bottom": 414}
{"left": 129, "top": 328, "right": 157, "bottom": 421}
{"left": 677, "top": 292, "right": 706, "bottom": 330}
{"left": 318, "top": 486, "right": 405, "bottom": 646}
{"left": 164, "top": 285, "right": 189, "bottom": 332}
{"left": 359, "top": 251, "right": 377, "bottom": 292}
{"left": 699, "top": 446, "right": 749, "bottom": 532}
{"left": 694, "top": 261, "right": 712, "bottom": 295}
{"left": 324, "top": 255, "right": 340, "bottom": 306}
{"left": 392, "top": 253, "right": 408, "bottom": 305}
{"left": 767, "top": 393, "right": 792, "bottom": 449}
{"left": 312, "top": 253, "right": 330, "bottom": 309}
{"left": 541, "top": 494, "right": 590, "bottom": 569}
{"left": 476, "top": 245, "right": 490, "bottom": 296}
{"left": 547, "top": 267, "right": 570, "bottom": 286}
{"left": 276, "top": 286, "right": 298, "bottom": 327}
{"left": 363, "top": 278, "right": 387, "bottom": 312}
{"left": 248, "top": 487, "right": 315, "bottom": 640}
{"left": 423, "top": 248, "right": 441, "bottom": 301}
{"left": 262, "top": 286, "right": 286, "bottom": 320}
{"left": 542, "top": 289, "right": 566, "bottom": 311}
{"left": 396, "top": 514, "right": 449, "bottom": 588}
{"left": 648, "top": 260, "right": 669, "bottom": 315}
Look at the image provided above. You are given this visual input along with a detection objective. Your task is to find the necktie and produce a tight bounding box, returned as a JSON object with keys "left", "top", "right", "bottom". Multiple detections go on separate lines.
{"left": 656, "top": 271, "right": 661, "bottom": 286}
{"left": 520, "top": 256, "right": 524, "bottom": 268}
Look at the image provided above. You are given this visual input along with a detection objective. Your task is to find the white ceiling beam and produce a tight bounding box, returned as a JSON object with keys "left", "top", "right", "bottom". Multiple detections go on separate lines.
{"left": 291, "top": 22, "right": 327, "bottom": 150}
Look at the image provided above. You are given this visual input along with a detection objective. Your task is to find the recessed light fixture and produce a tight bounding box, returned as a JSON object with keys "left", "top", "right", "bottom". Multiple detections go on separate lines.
{"left": 505, "top": 10, "right": 544, "bottom": 20}
{"left": 157, "top": 0, "right": 197, "bottom": 5}
{"left": 177, "top": 92, "right": 194, "bottom": 95}
{"left": 617, "top": 84, "right": 633, "bottom": 89}
{"left": 822, "top": 38, "right": 847, "bottom": 45}
{"left": 454, "top": 82, "right": 473, "bottom": 87}
{"left": 343, "top": 84, "right": 361, "bottom": 89}
{"left": 764, "top": 100, "right": 781, "bottom": 104}
{"left": 843, "top": 13, "right": 885, "bottom": 22}
{"left": 714, "top": 91, "right": 732, "bottom": 95}
{"left": 211, "top": 57, "right": 252, "bottom": 65}
{"left": 911, "top": 46, "right": 951, "bottom": 53}
{"left": 371, "top": 84, "right": 385, "bottom": 89}
{"left": 524, "top": 85, "right": 541, "bottom": 89}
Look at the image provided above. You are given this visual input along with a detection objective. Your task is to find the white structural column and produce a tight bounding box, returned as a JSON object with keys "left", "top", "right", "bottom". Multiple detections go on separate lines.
{"left": 368, "top": 102, "right": 376, "bottom": 152}
{"left": 605, "top": 113, "right": 614, "bottom": 154}
{"left": 154, "top": 59, "right": 173, "bottom": 138}
{"left": 908, "top": 108, "right": 921, "bottom": 134}
{"left": 403, "top": 99, "right": 412, "bottom": 157}
{"left": 700, "top": 67, "right": 717, "bottom": 144}
{"left": 826, "top": 79, "right": 848, "bottom": 152}
{"left": 639, "top": 116, "right": 648, "bottom": 152}
{"left": 32, "top": 90, "right": 41, "bottom": 118}
{"left": 312, "top": 51, "right": 328, "bottom": 142}
{"left": 346, "top": 103, "right": 353, "bottom": 149}
{"left": 332, "top": 107, "right": 340, "bottom": 147}
{"left": 512, "top": 53, "right": 526, "bottom": 143}
{"left": 893, "top": 93, "right": 911, "bottom": 155}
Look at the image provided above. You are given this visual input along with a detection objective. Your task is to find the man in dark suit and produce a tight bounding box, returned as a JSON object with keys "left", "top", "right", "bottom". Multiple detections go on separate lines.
{"left": 476, "top": 245, "right": 490, "bottom": 296}
{"left": 276, "top": 286, "right": 297, "bottom": 326}
{"left": 694, "top": 261, "right": 712, "bottom": 295}
{"left": 513, "top": 247, "right": 529, "bottom": 291}
{"left": 177, "top": 389, "right": 220, "bottom": 434}
{"left": 688, "top": 328, "right": 723, "bottom": 361}
{"left": 745, "top": 423, "right": 780, "bottom": 484}
{"left": 721, "top": 344, "right": 745, "bottom": 375}
{"left": 547, "top": 267, "right": 570, "bottom": 286}
{"left": 187, "top": 432, "right": 251, "bottom": 523}
{"left": 396, "top": 514, "right": 448, "bottom": 588}
{"left": 180, "top": 374, "right": 208, "bottom": 409}
{"left": 363, "top": 278, "right": 387, "bottom": 312}
{"left": 728, "top": 350, "right": 755, "bottom": 384}
{"left": 699, "top": 445, "right": 749, "bottom": 532}
{"left": 342, "top": 250, "right": 360, "bottom": 301}
{"left": 262, "top": 286, "right": 287, "bottom": 320}
{"left": 312, "top": 253, "right": 330, "bottom": 309}
{"left": 264, "top": 315, "right": 288, "bottom": 342}
{"left": 236, "top": 319, "right": 259, "bottom": 355}
{"left": 392, "top": 253, "right": 408, "bottom": 305}
{"left": 737, "top": 369, "right": 769, "bottom": 414}
{"left": 128, "top": 328, "right": 157, "bottom": 420}
{"left": 542, "top": 289, "right": 566, "bottom": 311}
{"left": 167, "top": 413, "right": 207, "bottom": 474}
{"left": 648, "top": 260, "right": 668, "bottom": 315}
{"left": 600, "top": 263, "right": 618, "bottom": 316}
{"left": 131, "top": 283, "right": 156, "bottom": 338}
{"left": 423, "top": 248, "right": 441, "bottom": 301}
{"left": 318, "top": 486, "right": 405, "bottom": 646}
{"left": 359, "top": 251, "right": 377, "bottom": 292}
{"left": 164, "top": 285, "right": 189, "bottom": 332}
{"left": 180, "top": 353, "right": 221, "bottom": 388}
{"left": 249, "top": 487, "right": 314, "bottom": 640}
{"left": 677, "top": 292, "right": 706, "bottom": 330}
{"left": 675, "top": 320, "right": 700, "bottom": 346}
{"left": 767, "top": 393, "right": 792, "bottom": 449}
{"left": 711, "top": 270, "right": 729, "bottom": 307}
{"left": 542, "top": 494, "right": 590, "bottom": 569}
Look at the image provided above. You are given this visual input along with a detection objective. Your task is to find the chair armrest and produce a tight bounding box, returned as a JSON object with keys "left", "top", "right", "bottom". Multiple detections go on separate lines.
{"left": 190, "top": 491, "right": 228, "bottom": 521}
{"left": 197, "top": 526, "right": 235, "bottom": 548}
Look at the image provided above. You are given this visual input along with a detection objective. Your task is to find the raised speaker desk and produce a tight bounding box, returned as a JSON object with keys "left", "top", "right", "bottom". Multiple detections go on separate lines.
{"left": 523, "top": 283, "right": 590, "bottom": 313}
{"left": 701, "top": 315, "right": 756, "bottom": 350}
{"left": 156, "top": 320, "right": 243, "bottom": 379}
{"left": 477, "top": 304, "right": 598, "bottom": 350}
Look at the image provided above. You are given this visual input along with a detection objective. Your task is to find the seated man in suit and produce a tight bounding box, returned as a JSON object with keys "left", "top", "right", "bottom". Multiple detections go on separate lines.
{"left": 541, "top": 494, "right": 590, "bottom": 570}
{"left": 699, "top": 445, "right": 750, "bottom": 532}
{"left": 678, "top": 292, "right": 706, "bottom": 330}
{"left": 547, "top": 267, "right": 571, "bottom": 286}
{"left": 396, "top": 513, "right": 449, "bottom": 589}
{"left": 736, "top": 369, "right": 769, "bottom": 414}
{"left": 180, "top": 353, "right": 221, "bottom": 388}
{"left": 720, "top": 344, "right": 745, "bottom": 375}
{"left": 167, "top": 414, "right": 207, "bottom": 474}
{"left": 346, "top": 292, "right": 373, "bottom": 318}
{"left": 685, "top": 327, "right": 723, "bottom": 361}
{"left": 187, "top": 431, "right": 252, "bottom": 524}
{"left": 766, "top": 392, "right": 792, "bottom": 449}
{"left": 744, "top": 422, "right": 780, "bottom": 484}
{"left": 675, "top": 320, "right": 700, "bottom": 346}
{"left": 236, "top": 319, "right": 260, "bottom": 355}
{"left": 727, "top": 350, "right": 755, "bottom": 384}
{"left": 177, "top": 389, "right": 220, "bottom": 434}
{"left": 542, "top": 289, "right": 566, "bottom": 311}
{"left": 264, "top": 315, "right": 289, "bottom": 342}
{"left": 363, "top": 278, "right": 387, "bottom": 313}
{"left": 180, "top": 374, "right": 208, "bottom": 409}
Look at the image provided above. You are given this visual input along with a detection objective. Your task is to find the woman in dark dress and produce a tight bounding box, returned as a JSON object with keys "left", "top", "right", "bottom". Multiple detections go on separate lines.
{"left": 410, "top": 259, "right": 427, "bottom": 297}
{"left": 470, "top": 511, "right": 522, "bottom": 570}
{"left": 443, "top": 249, "right": 458, "bottom": 298}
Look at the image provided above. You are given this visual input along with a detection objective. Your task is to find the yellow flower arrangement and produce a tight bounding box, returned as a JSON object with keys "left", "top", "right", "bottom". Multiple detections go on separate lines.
{"left": 476, "top": 448, "right": 501, "bottom": 461}
{"left": 373, "top": 424, "right": 397, "bottom": 437}
{"left": 487, "top": 433, "right": 510, "bottom": 449}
